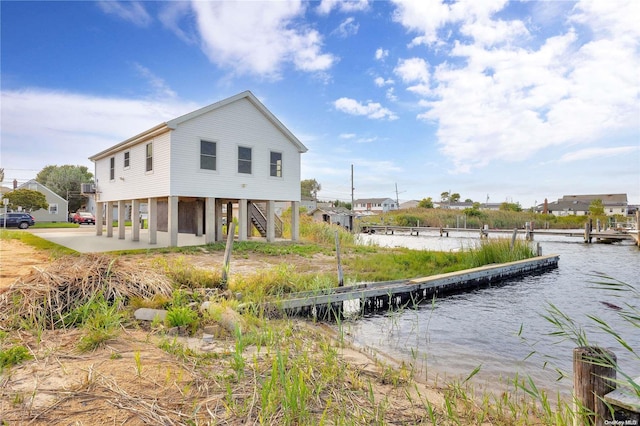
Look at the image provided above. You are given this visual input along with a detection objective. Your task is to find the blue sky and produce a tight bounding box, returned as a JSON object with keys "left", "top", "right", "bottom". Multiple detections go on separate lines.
{"left": 2, "top": 0, "right": 639, "bottom": 208}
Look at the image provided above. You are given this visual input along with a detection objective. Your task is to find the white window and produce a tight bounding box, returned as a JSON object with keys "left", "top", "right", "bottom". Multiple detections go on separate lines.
{"left": 124, "top": 151, "right": 130, "bottom": 169}
{"left": 110, "top": 157, "right": 115, "bottom": 180}
{"left": 49, "top": 204, "right": 58, "bottom": 214}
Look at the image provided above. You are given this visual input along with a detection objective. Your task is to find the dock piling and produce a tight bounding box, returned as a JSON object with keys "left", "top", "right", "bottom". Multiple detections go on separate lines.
{"left": 573, "top": 346, "right": 617, "bottom": 426}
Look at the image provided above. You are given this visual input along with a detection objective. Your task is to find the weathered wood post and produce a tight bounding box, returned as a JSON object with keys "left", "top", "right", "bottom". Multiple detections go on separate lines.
{"left": 573, "top": 346, "right": 617, "bottom": 426}
{"left": 221, "top": 222, "right": 236, "bottom": 284}
{"left": 584, "top": 220, "right": 593, "bottom": 244}
{"left": 510, "top": 228, "right": 518, "bottom": 250}
{"left": 335, "top": 230, "right": 344, "bottom": 287}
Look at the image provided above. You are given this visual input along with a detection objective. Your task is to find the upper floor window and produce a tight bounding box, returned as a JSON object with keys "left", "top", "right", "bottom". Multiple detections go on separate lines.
{"left": 201, "top": 140, "right": 217, "bottom": 170}
{"left": 124, "top": 151, "right": 130, "bottom": 168}
{"left": 146, "top": 143, "right": 153, "bottom": 172}
{"left": 110, "top": 157, "right": 115, "bottom": 180}
{"left": 270, "top": 151, "right": 282, "bottom": 177}
{"left": 238, "top": 146, "right": 252, "bottom": 174}
{"left": 49, "top": 204, "right": 58, "bottom": 214}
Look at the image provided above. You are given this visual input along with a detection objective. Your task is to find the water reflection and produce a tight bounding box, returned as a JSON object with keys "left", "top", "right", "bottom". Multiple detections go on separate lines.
{"left": 342, "top": 232, "right": 639, "bottom": 395}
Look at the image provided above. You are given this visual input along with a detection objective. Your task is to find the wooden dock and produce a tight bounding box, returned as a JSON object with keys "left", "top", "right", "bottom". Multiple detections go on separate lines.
{"left": 360, "top": 225, "right": 637, "bottom": 244}
{"left": 268, "top": 255, "right": 559, "bottom": 319}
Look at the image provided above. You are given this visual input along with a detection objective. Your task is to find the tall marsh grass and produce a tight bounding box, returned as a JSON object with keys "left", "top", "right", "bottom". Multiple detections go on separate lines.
{"left": 462, "top": 238, "right": 536, "bottom": 268}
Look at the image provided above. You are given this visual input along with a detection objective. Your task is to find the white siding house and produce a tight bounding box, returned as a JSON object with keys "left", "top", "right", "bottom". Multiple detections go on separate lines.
{"left": 17, "top": 179, "right": 69, "bottom": 222}
{"left": 89, "top": 91, "right": 307, "bottom": 246}
{"left": 18, "top": 179, "right": 68, "bottom": 223}
{"left": 353, "top": 198, "right": 398, "bottom": 214}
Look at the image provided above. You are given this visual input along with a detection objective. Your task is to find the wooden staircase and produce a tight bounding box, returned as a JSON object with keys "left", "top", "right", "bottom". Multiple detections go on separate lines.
{"left": 249, "top": 202, "right": 283, "bottom": 238}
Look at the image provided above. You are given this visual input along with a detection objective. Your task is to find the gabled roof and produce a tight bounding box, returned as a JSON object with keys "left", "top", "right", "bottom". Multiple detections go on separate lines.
{"left": 18, "top": 179, "right": 67, "bottom": 203}
{"left": 308, "top": 206, "right": 351, "bottom": 215}
{"left": 559, "top": 194, "right": 628, "bottom": 204}
{"left": 90, "top": 91, "right": 307, "bottom": 161}
{"left": 353, "top": 198, "right": 395, "bottom": 204}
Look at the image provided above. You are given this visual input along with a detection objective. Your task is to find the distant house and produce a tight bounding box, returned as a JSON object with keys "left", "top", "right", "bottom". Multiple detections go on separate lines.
{"left": 88, "top": 91, "right": 307, "bottom": 246}
{"left": 399, "top": 200, "right": 419, "bottom": 209}
{"left": 308, "top": 206, "right": 352, "bottom": 229}
{"left": 353, "top": 198, "right": 398, "bottom": 214}
{"left": 440, "top": 202, "right": 502, "bottom": 211}
{"left": 17, "top": 179, "right": 68, "bottom": 223}
{"left": 541, "top": 194, "right": 628, "bottom": 216}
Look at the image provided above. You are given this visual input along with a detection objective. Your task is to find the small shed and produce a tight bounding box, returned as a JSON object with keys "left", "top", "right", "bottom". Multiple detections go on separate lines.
{"left": 308, "top": 207, "right": 352, "bottom": 229}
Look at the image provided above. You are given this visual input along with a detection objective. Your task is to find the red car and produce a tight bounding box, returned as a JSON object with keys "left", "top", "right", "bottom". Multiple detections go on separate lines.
{"left": 73, "top": 211, "right": 96, "bottom": 225}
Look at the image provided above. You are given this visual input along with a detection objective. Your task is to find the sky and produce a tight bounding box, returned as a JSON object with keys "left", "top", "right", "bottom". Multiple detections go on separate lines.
{"left": 1, "top": 0, "right": 639, "bottom": 208}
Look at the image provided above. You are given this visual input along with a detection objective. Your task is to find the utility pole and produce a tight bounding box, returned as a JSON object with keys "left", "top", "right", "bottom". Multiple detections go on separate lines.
{"left": 350, "top": 164, "right": 355, "bottom": 232}
{"left": 394, "top": 183, "right": 405, "bottom": 208}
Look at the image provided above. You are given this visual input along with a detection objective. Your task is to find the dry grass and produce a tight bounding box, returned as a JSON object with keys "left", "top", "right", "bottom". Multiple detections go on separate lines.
{"left": 0, "top": 254, "right": 173, "bottom": 330}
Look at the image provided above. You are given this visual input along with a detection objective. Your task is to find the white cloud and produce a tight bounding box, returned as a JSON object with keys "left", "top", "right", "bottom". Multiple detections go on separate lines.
{"left": 394, "top": 57, "right": 430, "bottom": 95}
{"left": 317, "top": 0, "right": 370, "bottom": 15}
{"left": 134, "top": 64, "right": 177, "bottom": 99}
{"left": 374, "top": 76, "right": 394, "bottom": 87}
{"left": 191, "top": 1, "right": 335, "bottom": 78}
{"left": 392, "top": 0, "right": 640, "bottom": 173}
{"left": 558, "top": 146, "right": 639, "bottom": 163}
{"left": 334, "top": 97, "right": 398, "bottom": 120}
{"left": 375, "top": 48, "right": 389, "bottom": 60}
{"left": 333, "top": 17, "right": 359, "bottom": 38}
{"left": 0, "top": 89, "right": 198, "bottom": 181}
{"left": 158, "top": 2, "right": 198, "bottom": 44}
{"left": 340, "top": 133, "right": 356, "bottom": 139}
{"left": 386, "top": 87, "right": 398, "bottom": 102}
{"left": 97, "top": 1, "right": 152, "bottom": 27}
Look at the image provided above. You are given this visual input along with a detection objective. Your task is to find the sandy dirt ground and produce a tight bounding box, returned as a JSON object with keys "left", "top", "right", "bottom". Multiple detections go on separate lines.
{"left": 0, "top": 240, "right": 447, "bottom": 425}
{"left": 0, "top": 239, "right": 51, "bottom": 289}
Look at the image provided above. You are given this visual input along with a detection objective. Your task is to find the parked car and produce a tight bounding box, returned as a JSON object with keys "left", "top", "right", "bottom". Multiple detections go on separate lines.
{"left": 0, "top": 212, "right": 36, "bottom": 229}
{"left": 73, "top": 211, "right": 96, "bottom": 225}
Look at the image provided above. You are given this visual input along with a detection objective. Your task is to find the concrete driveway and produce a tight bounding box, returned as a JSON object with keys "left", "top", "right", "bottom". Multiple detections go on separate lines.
{"left": 28, "top": 226, "right": 208, "bottom": 253}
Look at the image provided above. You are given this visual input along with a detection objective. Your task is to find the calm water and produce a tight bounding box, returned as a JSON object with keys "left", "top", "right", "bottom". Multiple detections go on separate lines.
{"left": 342, "top": 231, "right": 639, "bottom": 395}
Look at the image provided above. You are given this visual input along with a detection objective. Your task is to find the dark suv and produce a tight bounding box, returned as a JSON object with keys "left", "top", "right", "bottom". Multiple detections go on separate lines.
{"left": 0, "top": 212, "right": 36, "bottom": 229}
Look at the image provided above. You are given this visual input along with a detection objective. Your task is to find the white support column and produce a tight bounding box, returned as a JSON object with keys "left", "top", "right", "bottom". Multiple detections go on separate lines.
{"left": 148, "top": 197, "right": 157, "bottom": 244}
{"left": 106, "top": 201, "right": 114, "bottom": 237}
{"left": 117, "top": 200, "right": 126, "bottom": 239}
{"left": 266, "top": 200, "right": 275, "bottom": 242}
{"left": 132, "top": 199, "right": 140, "bottom": 242}
{"left": 168, "top": 196, "right": 179, "bottom": 247}
{"left": 196, "top": 200, "right": 204, "bottom": 237}
{"left": 291, "top": 201, "right": 300, "bottom": 241}
{"left": 238, "top": 199, "right": 248, "bottom": 241}
{"left": 205, "top": 197, "right": 216, "bottom": 244}
{"left": 95, "top": 202, "right": 103, "bottom": 236}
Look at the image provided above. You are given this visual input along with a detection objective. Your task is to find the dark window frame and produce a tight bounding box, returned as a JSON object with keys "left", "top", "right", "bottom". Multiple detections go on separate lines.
{"left": 270, "top": 151, "right": 282, "bottom": 177}
{"left": 110, "top": 157, "right": 115, "bottom": 180}
{"left": 200, "top": 140, "right": 217, "bottom": 171}
{"left": 238, "top": 146, "right": 252, "bottom": 174}
{"left": 145, "top": 143, "right": 153, "bottom": 172}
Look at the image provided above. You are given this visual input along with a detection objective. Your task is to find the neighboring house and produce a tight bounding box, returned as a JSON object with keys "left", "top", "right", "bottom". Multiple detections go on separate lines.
{"left": 399, "top": 200, "right": 419, "bottom": 209}
{"left": 540, "top": 194, "right": 628, "bottom": 216}
{"left": 88, "top": 91, "right": 307, "bottom": 246}
{"left": 445, "top": 202, "right": 503, "bottom": 211}
{"left": 308, "top": 206, "right": 352, "bottom": 229}
{"left": 352, "top": 198, "right": 398, "bottom": 214}
{"left": 17, "top": 179, "right": 68, "bottom": 223}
